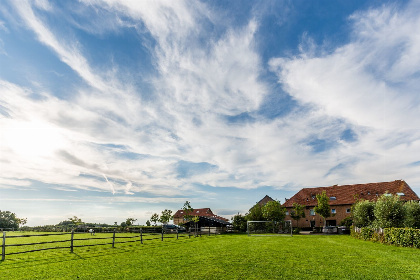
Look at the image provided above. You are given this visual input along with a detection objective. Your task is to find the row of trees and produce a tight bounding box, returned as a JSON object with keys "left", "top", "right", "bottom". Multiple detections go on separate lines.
{"left": 352, "top": 193, "right": 420, "bottom": 229}
{"left": 147, "top": 209, "right": 174, "bottom": 226}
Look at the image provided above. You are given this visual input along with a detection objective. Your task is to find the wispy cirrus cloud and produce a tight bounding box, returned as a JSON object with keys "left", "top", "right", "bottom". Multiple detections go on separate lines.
{"left": 1, "top": 0, "right": 420, "bottom": 226}
{"left": 269, "top": 1, "right": 420, "bottom": 186}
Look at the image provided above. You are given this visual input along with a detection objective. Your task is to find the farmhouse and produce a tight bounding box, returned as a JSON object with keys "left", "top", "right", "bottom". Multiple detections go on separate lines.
{"left": 283, "top": 180, "right": 420, "bottom": 228}
{"left": 173, "top": 208, "right": 229, "bottom": 225}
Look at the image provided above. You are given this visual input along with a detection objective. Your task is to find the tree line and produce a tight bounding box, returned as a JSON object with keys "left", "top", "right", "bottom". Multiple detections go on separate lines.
{"left": 352, "top": 192, "right": 420, "bottom": 229}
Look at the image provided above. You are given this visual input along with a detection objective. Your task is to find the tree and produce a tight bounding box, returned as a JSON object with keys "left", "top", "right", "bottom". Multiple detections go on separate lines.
{"left": 403, "top": 200, "right": 420, "bottom": 229}
{"left": 17, "top": 217, "right": 28, "bottom": 228}
{"left": 159, "top": 209, "right": 173, "bottom": 224}
{"left": 262, "top": 200, "right": 286, "bottom": 222}
{"left": 145, "top": 220, "right": 151, "bottom": 226}
{"left": 231, "top": 213, "right": 247, "bottom": 232}
{"left": 69, "top": 216, "right": 82, "bottom": 225}
{"left": 181, "top": 201, "right": 194, "bottom": 224}
{"left": 246, "top": 204, "right": 264, "bottom": 221}
{"left": 150, "top": 213, "right": 159, "bottom": 225}
{"left": 0, "top": 210, "right": 20, "bottom": 229}
{"left": 125, "top": 218, "right": 137, "bottom": 227}
{"left": 374, "top": 193, "right": 405, "bottom": 228}
{"left": 314, "top": 191, "right": 331, "bottom": 226}
{"left": 352, "top": 199, "right": 375, "bottom": 227}
{"left": 290, "top": 203, "right": 306, "bottom": 228}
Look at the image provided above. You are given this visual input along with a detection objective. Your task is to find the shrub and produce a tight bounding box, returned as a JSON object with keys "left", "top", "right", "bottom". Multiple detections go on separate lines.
{"left": 352, "top": 200, "right": 375, "bottom": 227}
{"left": 374, "top": 194, "right": 404, "bottom": 228}
{"left": 403, "top": 201, "right": 420, "bottom": 229}
{"left": 383, "top": 228, "right": 420, "bottom": 248}
{"left": 360, "top": 227, "right": 374, "bottom": 241}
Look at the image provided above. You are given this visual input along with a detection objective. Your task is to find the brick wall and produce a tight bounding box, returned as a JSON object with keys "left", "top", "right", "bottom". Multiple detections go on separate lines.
{"left": 285, "top": 204, "right": 352, "bottom": 228}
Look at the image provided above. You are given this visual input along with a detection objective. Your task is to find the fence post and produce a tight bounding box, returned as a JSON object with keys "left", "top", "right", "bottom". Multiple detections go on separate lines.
{"left": 70, "top": 230, "right": 74, "bottom": 253}
{"left": 188, "top": 228, "right": 191, "bottom": 238}
{"left": 208, "top": 226, "right": 211, "bottom": 236}
{"left": 112, "top": 230, "right": 116, "bottom": 248}
{"left": 176, "top": 229, "right": 179, "bottom": 240}
{"left": 161, "top": 227, "right": 164, "bottom": 241}
{"left": 2, "top": 231, "right": 6, "bottom": 261}
{"left": 140, "top": 228, "right": 143, "bottom": 244}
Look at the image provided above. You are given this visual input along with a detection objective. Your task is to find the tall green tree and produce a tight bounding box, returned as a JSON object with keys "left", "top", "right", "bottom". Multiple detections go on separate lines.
{"left": 403, "top": 200, "right": 420, "bottom": 229}
{"left": 374, "top": 193, "right": 404, "bottom": 228}
{"left": 182, "top": 201, "right": 194, "bottom": 224}
{"left": 125, "top": 218, "right": 137, "bottom": 226}
{"left": 159, "top": 209, "right": 173, "bottom": 224}
{"left": 290, "top": 203, "right": 306, "bottom": 228}
{"left": 246, "top": 204, "right": 264, "bottom": 221}
{"left": 150, "top": 213, "right": 159, "bottom": 225}
{"left": 69, "top": 216, "right": 82, "bottom": 225}
{"left": 0, "top": 210, "right": 20, "bottom": 229}
{"left": 262, "top": 200, "right": 286, "bottom": 222}
{"left": 314, "top": 191, "right": 331, "bottom": 226}
{"left": 352, "top": 199, "right": 375, "bottom": 227}
{"left": 231, "top": 213, "right": 247, "bottom": 232}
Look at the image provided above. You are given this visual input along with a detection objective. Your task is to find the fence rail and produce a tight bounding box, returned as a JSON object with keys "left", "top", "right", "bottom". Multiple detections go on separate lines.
{"left": 1, "top": 227, "right": 218, "bottom": 261}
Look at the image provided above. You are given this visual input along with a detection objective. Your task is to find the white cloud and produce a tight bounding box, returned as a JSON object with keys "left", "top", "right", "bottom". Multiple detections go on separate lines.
{"left": 1, "top": 0, "right": 419, "bottom": 225}
{"left": 268, "top": 1, "right": 420, "bottom": 187}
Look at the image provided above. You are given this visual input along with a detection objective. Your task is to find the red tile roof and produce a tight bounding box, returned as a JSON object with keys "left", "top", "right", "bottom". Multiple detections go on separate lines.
{"left": 173, "top": 208, "right": 229, "bottom": 222}
{"left": 283, "top": 180, "right": 419, "bottom": 208}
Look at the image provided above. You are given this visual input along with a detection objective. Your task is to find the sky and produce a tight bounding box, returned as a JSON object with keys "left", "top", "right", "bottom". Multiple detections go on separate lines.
{"left": 0, "top": 0, "right": 420, "bottom": 227}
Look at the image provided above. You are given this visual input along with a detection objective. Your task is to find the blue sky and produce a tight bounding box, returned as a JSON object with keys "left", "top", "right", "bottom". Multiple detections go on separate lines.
{"left": 1, "top": 0, "right": 419, "bottom": 226}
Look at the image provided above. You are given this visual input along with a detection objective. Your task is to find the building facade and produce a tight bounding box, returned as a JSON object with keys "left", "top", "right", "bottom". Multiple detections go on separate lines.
{"left": 283, "top": 180, "right": 420, "bottom": 228}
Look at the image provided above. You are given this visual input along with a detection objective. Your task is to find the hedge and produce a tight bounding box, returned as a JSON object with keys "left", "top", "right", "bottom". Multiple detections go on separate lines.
{"left": 383, "top": 228, "right": 420, "bottom": 248}
{"left": 351, "top": 226, "right": 420, "bottom": 248}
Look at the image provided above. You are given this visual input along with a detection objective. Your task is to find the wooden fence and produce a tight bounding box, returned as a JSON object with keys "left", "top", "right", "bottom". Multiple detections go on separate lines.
{"left": 1, "top": 227, "right": 216, "bottom": 261}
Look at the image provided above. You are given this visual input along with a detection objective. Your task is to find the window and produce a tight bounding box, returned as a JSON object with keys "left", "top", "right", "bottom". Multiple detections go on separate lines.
{"left": 397, "top": 192, "right": 405, "bottom": 196}
{"left": 310, "top": 209, "right": 315, "bottom": 216}
{"left": 331, "top": 209, "right": 336, "bottom": 214}
{"left": 346, "top": 208, "right": 351, "bottom": 213}
{"left": 329, "top": 196, "right": 336, "bottom": 200}
{"left": 285, "top": 211, "right": 289, "bottom": 216}
{"left": 384, "top": 193, "right": 392, "bottom": 197}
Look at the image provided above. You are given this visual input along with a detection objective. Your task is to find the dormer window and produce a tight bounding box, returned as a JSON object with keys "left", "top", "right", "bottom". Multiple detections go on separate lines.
{"left": 330, "top": 196, "right": 336, "bottom": 200}
{"left": 397, "top": 192, "right": 405, "bottom": 196}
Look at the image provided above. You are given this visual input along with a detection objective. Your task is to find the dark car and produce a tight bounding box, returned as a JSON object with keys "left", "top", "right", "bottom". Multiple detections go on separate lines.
{"left": 162, "top": 224, "right": 186, "bottom": 233}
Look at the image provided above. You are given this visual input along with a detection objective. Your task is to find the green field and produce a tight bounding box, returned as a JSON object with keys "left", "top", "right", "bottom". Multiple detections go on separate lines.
{"left": 1, "top": 233, "right": 419, "bottom": 279}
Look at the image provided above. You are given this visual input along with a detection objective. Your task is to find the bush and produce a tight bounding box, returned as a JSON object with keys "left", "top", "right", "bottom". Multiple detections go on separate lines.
{"left": 403, "top": 201, "right": 420, "bottom": 229}
{"left": 352, "top": 200, "right": 375, "bottom": 227}
{"left": 374, "top": 194, "right": 404, "bottom": 228}
{"left": 353, "top": 227, "right": 420, "bottom": 248}
{"left": 292, "top": 228, "right": 301, "bottom": 234}
{"left": 383, "top": 228, "right": 420, "bottom": 248}
{"left": 360, "top": 227, "right": 375, "bottom": 241}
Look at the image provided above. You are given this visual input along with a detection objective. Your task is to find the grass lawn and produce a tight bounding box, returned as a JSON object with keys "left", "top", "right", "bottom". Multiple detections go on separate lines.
{"left": 1, "top": 233, "right": 419, "bottom": 279}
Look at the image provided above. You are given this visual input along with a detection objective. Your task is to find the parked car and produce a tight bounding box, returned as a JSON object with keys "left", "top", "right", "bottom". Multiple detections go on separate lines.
{"left": 162, "top": 224, "right": 186, "bottom": 233}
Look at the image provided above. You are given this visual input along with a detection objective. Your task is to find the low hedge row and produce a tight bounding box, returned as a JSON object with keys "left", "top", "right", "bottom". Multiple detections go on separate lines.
{"left": 351, "top": 226, "right": 420, "bottom": 248}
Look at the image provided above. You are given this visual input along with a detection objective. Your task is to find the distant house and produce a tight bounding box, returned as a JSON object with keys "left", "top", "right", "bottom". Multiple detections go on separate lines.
{"left": 173, "top": 208, "right": 229, "bottom": 225}
{"left": 255, "top": 195, "right": 275, "bottom": 207}
{"left": 283, "top": 180, "right": 420, "bottom": 228}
